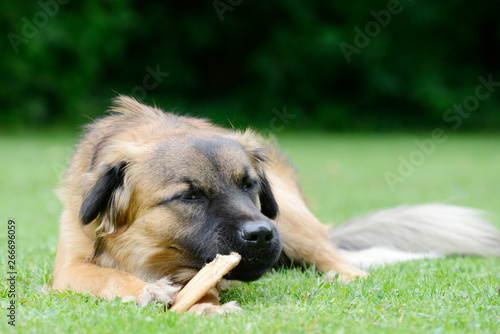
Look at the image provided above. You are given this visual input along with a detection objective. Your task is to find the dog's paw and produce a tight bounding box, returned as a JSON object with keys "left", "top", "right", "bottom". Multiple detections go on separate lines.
{"left": 124, "top": 277, "right": 180, "bottom": 307}
{"left": 187, "top": 301, "right": 242, "bottom": 316}
{"left": 325, "top": 267, "right": 368, "bottom": 283}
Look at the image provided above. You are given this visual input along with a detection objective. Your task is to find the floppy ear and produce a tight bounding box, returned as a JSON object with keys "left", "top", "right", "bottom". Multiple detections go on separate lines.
{"left": 258, "top": 171, "right": 279, "bottom": 220}
{"left": 80, "top": 162, "right": 128, "bottom": 233}
{"left": 230, "top": 129, "right": 279, "bottom": 219}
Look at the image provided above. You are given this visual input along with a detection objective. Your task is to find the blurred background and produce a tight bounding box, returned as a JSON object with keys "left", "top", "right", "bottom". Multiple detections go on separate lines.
{"left": 1, "top": 0, "right": 499, "bottom": 131}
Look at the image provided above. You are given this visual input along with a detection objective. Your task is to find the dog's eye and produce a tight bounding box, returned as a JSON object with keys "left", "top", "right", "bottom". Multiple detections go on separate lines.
{"left": 157, "top": 192, "right": 202, "bottom": 206}
{"left": 180, "top": 192, "right": 202, "bottom": 201}
{"left": 243, "top": 179, "right": 258, "bottom": 191}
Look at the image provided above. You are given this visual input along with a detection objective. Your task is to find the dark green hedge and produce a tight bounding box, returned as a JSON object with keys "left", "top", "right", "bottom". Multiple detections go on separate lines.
{"left": 1, "top": 0, "right": 499, "bottom": 130}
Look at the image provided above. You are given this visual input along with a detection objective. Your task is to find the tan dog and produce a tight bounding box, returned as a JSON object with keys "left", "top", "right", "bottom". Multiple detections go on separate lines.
{"left": 53, "top": 96, "right": 500, "bottom": 315}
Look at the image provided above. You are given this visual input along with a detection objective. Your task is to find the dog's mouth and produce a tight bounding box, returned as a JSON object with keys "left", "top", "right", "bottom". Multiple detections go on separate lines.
{"left": 192, "top": 220, "right": 283, "bottom": 282}
{"left": 224, "top": 257, "right": 276, "bottom": 281}
{"left": 201, "top": 247, "right": 281, "bottom": 282}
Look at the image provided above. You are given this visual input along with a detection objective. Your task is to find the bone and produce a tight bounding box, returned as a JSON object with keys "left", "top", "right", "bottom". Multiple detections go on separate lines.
{"left": 169, "top": 252, "right": 242, "bottom": 313}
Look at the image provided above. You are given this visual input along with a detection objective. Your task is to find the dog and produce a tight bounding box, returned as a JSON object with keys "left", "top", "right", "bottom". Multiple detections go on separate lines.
{"left": 53, "top": 96, "right": 500, "bottom": 315}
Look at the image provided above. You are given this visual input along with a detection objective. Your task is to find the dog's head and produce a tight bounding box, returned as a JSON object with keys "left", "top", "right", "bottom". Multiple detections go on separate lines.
{"left": 77, "top": 97, "right": 282, "bottom": 284}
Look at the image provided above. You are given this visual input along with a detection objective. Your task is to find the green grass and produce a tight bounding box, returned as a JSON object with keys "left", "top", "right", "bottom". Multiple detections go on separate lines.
{"left": 1, "top": 131, "right": 499, "bottom": 333}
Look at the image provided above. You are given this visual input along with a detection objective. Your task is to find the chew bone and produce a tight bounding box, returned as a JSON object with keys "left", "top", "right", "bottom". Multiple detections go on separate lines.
{"left": 169, "top": 252, "right": 242, "bottom": 313}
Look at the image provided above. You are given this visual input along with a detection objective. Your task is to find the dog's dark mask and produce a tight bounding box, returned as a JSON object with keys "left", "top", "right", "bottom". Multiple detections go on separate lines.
{"left": 204, "top": 173, "right": 282, "bottom": 282}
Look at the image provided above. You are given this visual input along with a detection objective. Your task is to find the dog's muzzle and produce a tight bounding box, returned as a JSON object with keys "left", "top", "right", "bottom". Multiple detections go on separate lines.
{"left": 223, "top": 220, "right": 282, "bottom": 282}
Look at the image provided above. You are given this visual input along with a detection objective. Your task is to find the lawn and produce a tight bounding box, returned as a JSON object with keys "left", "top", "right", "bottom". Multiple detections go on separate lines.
{"left": 1, "top": 130, "right": 499, "bottom": 333}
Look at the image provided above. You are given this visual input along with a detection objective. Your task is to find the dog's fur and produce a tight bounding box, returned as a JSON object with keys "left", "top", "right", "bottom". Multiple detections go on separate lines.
{"left": 53, "top": 96, "right": 500, "bottom": 315}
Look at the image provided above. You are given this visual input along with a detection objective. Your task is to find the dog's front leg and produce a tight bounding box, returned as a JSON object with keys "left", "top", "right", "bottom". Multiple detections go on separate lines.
{"left": 53, "top": 262, "right": 180, "bottom": 307}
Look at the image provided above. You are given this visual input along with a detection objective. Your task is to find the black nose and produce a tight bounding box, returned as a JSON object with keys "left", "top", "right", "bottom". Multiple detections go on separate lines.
{"left": 240, "top": 221, "right": 274, "bottom": 249}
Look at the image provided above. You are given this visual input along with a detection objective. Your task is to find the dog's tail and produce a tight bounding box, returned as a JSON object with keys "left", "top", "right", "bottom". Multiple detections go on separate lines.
{"left": 330, "top": 204, "right": 500, "bottom": 269}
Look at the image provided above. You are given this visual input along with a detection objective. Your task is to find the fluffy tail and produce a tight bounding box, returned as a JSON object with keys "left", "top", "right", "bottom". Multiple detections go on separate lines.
{"left": 330, "top": 204, "right": 500, "bottom": 269}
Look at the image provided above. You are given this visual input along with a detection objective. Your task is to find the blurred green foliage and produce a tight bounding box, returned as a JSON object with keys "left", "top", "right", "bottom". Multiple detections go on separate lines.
{"left": 1, "top": 0, "right": 499, "bottom": 130}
